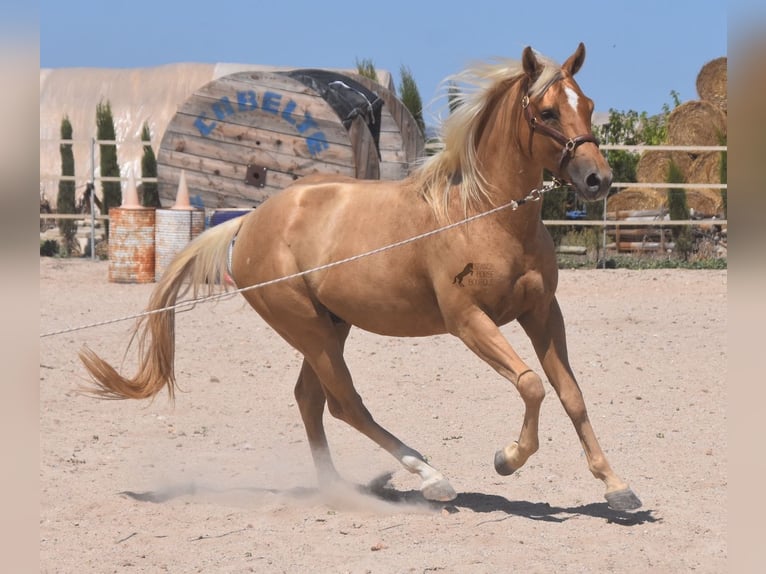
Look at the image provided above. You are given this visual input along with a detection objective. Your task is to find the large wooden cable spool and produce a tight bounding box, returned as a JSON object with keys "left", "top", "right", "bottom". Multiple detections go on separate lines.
{"left": 157, "top": 70, "right": 383, "bottom": 208}
{"left": 348, "top": 73, "right": 425, "bottom": 177}
{"left": 286, "top": 70, "right": 425, "bottom": 180}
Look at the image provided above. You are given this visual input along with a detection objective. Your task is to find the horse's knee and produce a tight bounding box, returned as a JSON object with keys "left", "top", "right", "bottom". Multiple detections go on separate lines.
{"left": 326, "top": 395, "right": 357, "bottom": 424}
{"left": 326, "top": 394, "right": 369, "bottom": 429}
{"left": 517, "top": 370, "right": 545, "bottom": 406}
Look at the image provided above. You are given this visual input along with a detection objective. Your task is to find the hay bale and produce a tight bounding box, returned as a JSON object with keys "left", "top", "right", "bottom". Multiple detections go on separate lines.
{"left": 684, "top": 189, "right": 724, "bottom": 217}
{"left": 666, "top": 100, "right": 727, "bottom": 147}
{"left": 687, "top": 152, "right": 723, "bottom": 186}
{"left": 685, "top": 152, "right": 725, "bottom": 216}
{"left": 636, "top": 150, "right": 692, "bottom": 183}
{"left": 696, "top": 57, "right": 727, "bottom": 114}
{"left": 607, "top": 187, "right": 666, "bottom": 212}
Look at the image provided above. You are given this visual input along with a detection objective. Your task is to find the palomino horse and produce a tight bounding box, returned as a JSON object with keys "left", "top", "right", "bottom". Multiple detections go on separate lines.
{"left": 81, "top": 43, "right": 641, "bottom": 511}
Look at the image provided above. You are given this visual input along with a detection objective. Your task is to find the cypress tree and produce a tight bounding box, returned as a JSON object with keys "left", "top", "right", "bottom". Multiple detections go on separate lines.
{"left": 667, "top": 160, "right": 689, "bottom": 222}
{"left": 140, "top": 122, "right": 161, "bottom": 207}
{"left": 398, "top": 65, "right": 425, "bottom": 135}
{"left": 355, "top": 57, "right": 378, "bottom": 82}
{"left": 57, "top": 115, "right": 78, "bottom": 255}
{"left": 666, "top": 160, "right": 692, "bottom": 259}
{"left": 96, "top": 99, "right": 121, "bottom": 238}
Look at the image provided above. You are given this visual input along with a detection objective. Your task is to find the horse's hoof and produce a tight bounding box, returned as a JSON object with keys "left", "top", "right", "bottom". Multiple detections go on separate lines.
{"left": 421, "top": 477, "right": 457, "bottom": 502}
{"left": 494, "top": 449, "right": 517, "bottom": 476}
{"left": 605, "top": 487, "right": 642, "bottom": 511}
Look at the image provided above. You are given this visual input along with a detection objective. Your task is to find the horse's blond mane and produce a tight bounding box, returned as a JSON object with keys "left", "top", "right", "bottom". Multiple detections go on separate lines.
{"left": 411, "top": 52, "right": 562, "bottom": 222}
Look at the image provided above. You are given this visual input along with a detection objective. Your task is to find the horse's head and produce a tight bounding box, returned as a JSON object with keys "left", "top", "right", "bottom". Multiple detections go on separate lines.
{"left": 521, "top": 43, "right": 612, "bottom": 201}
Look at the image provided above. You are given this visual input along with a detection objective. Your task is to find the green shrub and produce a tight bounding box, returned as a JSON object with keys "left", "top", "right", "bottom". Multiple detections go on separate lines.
{"left": 40, "top": 239, "right": 60, "bottom": 257}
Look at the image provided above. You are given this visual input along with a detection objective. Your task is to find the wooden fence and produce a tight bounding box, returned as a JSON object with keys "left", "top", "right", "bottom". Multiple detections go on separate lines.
{"left": 40, "top": 140, "right": 727, "bottom": 260}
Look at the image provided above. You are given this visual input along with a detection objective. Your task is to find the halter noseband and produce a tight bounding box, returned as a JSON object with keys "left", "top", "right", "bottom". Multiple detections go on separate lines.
{"left": 521, "top": 92, "right": 600, "bottom": 173}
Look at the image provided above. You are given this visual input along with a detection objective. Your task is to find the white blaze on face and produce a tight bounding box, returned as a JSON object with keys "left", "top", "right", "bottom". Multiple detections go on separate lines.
{"left": 564, "top": 86, "right": 580, "bottom": 113}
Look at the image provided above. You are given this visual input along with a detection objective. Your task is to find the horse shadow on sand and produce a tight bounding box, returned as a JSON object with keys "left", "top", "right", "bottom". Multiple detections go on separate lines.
{"left": 120, "top": 472, "right": 658, "bottom": 527}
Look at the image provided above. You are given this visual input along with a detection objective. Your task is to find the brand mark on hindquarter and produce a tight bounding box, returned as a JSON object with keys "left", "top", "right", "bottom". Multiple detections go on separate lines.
{"left": 453, "top": 263, "right": 474, "bottom": 286}
{"left": 453, "top": 262, "right": 495, "bottom": 287}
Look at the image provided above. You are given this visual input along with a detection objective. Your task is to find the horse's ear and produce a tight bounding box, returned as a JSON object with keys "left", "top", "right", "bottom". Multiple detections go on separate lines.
{"left": 522, "top": 46, "right": 543, "bottom": 83}
{"left": 563, "top": 42, "right": 586, "bottom": 76}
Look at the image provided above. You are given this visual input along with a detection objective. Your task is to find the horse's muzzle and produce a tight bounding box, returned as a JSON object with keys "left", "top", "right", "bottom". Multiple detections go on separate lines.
{"left": 567, "top": 156, "right": 612, "bottom": 201}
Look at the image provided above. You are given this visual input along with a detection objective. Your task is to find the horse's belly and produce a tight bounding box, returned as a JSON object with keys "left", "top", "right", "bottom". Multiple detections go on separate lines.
{"left": 318, "top": 280, "right": 446, "bottom": 337}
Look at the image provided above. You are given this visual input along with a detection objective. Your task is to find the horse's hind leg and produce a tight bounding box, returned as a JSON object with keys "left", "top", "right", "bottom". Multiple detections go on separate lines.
{"left": 308, "top": 329, "right": 456, "bottom": 501}
{"left": 519, "top": 297, "right": 642, "bottom": 511}
{"left": 294, "top": 360, "right": 339, "bottom": 486}
{"left": 255, "top": 295, "right": 457, "bottom": 501}
{"left": 292, "top": 322, "right": 351, "bottom": 488}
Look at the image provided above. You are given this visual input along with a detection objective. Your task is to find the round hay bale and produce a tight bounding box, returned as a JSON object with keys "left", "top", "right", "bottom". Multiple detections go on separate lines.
{"left": 696, "top": 57, "right": 727, "bottom": 114}
{"left": 636, "top": 150, "right": 692, "bottom": 183}
{"left": 607, "top": 187, "right": 666, "bottom": 212}
{"left": 687, "top": 152, "right": 722, "bottom": 186}
{"left": 684, "top": 189, "right": 724, "bottom": 217}
{"left": 666, "top": 100, "right": 727, "bottom": 148}
{"left": 685, "top": 152, "right": 725, "bottom": 216}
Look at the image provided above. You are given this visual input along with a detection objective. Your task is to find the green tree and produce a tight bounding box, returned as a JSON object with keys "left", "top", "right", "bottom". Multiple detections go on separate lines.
{"left": 96, "top": 99, "right": 121, "bottom": 238}
{"left": 398, "top": 64, "right": 425, "bottom": 135}
{"left": 140, "top": 122, "right": 160, "bottom": 207}
{"left": 57, "top": 115, "right": 78, "bottom": 255}
{"left": 667, "top": 159, "right": 692, "bottom": 259}
{"left": 355, "top": 57, "right": 378, "bottom": 82}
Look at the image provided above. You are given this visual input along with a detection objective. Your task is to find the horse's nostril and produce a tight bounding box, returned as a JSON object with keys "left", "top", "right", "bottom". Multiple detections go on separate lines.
{"left": 586, "top": 173, "right": 600, "bottom": 188}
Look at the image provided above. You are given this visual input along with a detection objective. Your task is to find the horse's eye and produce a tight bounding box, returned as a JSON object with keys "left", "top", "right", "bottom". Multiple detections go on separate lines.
{"left": 540, "top": 109, "right": 558, "bottom": 121}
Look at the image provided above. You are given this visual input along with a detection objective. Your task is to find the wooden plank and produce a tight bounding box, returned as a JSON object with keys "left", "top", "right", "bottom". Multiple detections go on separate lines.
{"left": 556, "top": 245, "right": 588, "bottom": 255}
{"left": 170, "top": 107, "right": 353, "bottom": 148}
{"left": 177, "top": 96, "right": 352, "bottom": 141}
{"left": 179, "top": 93, "right": 344, "bottom": 137}
{"left": 606, "top": 227, "right": 673, "bottom": 238}
{"left": 610, "top": 209, "right": 668, "bottom": 219}
{"left": 158, "top": 148, "right": 353, "bottom": 198}
{"left": 379, "top": 163, "right": 409, "bottom": 180}
{"left": 157, "top": 162, "right": 355, "bottom": 209}
{"left": 617, "top": 241, "right": 675, "bottom": 252}
{"left": 185, "top": 75, "right": 346, "bottom": 125}
{"left": 160, "top": 128, "right": 357, "bottom": 173}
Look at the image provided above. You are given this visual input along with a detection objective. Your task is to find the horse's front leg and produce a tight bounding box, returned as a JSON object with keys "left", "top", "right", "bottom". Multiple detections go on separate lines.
{"left": 519, "top": 297, "right": 642, "bottom": 511}
{"left": 448, "top": 308, "right": 546, "bottom": 476}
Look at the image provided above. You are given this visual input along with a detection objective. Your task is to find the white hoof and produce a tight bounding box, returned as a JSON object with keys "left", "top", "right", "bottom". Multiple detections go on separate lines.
{"left": 421, "top": 476, "right": 457, "bottom": 502}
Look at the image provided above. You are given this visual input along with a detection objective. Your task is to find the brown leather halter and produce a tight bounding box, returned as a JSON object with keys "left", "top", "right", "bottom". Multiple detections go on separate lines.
{"left": 521, "top": 90, "right": 600, "bottom": 175}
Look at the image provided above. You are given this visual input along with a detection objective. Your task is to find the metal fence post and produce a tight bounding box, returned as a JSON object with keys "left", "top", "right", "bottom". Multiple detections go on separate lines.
{"left": 90, "top": 137, "right": 96, "bottom": 260}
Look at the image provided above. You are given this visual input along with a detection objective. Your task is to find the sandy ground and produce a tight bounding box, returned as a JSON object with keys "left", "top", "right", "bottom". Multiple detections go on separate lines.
{"left": 39, "top": 258, "right": 727, "bottom": 573}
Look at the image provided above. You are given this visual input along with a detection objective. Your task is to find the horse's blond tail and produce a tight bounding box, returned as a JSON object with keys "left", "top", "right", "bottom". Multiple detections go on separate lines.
{"left": 79, "top": 215, "right": 246, "bottom": 400}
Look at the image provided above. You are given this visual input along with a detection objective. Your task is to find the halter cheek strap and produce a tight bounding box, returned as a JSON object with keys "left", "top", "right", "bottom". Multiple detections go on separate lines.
{"left": 521, "top": 94, "right": 600, "bottom": 173}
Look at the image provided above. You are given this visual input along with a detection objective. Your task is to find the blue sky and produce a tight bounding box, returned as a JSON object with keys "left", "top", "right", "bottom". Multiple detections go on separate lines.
{"left": 40, "top": 1, "right": 727, "bottom": 120}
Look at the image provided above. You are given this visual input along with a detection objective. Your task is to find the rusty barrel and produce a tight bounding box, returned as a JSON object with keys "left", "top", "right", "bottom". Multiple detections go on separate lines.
{"left": 107, "top": 207, "right": 156, "bottom": 283}
{"left": 154, "top": 208, "right": 205, "bottom": 281}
